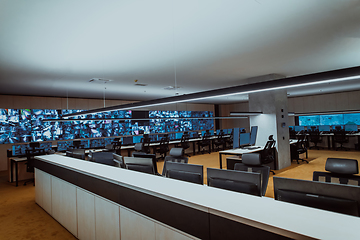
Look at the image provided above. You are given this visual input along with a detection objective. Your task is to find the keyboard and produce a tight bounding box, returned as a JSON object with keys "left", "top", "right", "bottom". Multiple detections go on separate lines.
{"left": 242, "top": 146, "right": 260, "bottom": 150}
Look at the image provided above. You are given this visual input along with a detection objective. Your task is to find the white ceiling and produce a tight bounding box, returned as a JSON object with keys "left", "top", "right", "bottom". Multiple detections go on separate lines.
{"left": 0, "top": 0, "right": 360, "bottom": 104}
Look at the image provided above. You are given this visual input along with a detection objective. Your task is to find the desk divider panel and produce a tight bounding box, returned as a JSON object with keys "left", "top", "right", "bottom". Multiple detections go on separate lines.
{"left": 34, "top": 158, "right": 294, "bottom": 240}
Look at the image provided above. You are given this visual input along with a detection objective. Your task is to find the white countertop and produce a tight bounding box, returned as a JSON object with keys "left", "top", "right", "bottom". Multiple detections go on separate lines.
{"left": 36, "top": 154, "right": 360, "bottom": 240}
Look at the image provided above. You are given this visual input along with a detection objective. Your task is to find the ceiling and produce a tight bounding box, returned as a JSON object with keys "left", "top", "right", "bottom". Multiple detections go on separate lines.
{"left": 1, "top": 0, "right": 360, "bottom": 104}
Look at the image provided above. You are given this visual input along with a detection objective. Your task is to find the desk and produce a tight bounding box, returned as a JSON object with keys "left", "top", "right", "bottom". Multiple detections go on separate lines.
{"left": 218, "top": 147, "right": 264, "bottom": 169}
{"left": 34, "top": 154, "right": 360, "bottom": 240}
{"left": 10, "top": 157, "right": 28, "bottom": 187}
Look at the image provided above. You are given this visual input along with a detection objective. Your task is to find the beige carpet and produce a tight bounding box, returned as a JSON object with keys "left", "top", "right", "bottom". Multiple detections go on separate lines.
{"left": 1, "top": 149, "right": 359, "bottom": 239}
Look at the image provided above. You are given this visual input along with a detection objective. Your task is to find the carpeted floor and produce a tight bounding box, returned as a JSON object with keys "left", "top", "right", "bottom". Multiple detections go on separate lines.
{"left": 0, "top": 149, "right": 359, "bottom": 239}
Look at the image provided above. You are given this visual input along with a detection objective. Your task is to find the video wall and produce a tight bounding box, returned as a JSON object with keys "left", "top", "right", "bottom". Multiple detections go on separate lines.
{"left": 0, "top": 109, "right": 214, "bottom": 144}
{"left": 299, "top": 113, "right": 360, "bottom": 126}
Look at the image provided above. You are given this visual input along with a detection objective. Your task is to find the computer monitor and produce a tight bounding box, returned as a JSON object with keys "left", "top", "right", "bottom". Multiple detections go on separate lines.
{"left": 201, "top": 130, "right": 207, "bottom": 137}
{"left": 208, "top": 130, "right": 214, "bottom": 136}
{"left": 175, "top": 132, "right": 183, "bottom": 140}
{"left": 122, "top": 136, "right": 133, "bottom": 145}
{"left": 273, "top": 177, "right": 360, "bottom": 217}
{"left": 289, "top": 126, "right": 295, "bottom": 130}
{"left": 216, "top": 129, "right": 222, "bottom": 135}
{"left": 239, "top": 132, "right": 250, "bottom": 147}
{"left": 319, "top": 125, "right": 330, "bottom": 132}
{"left": 29, "top": 142, "right": 40, "bottom": 149}
{"left": 249, "top": 126, "right": 258, "bottom": 146}
{"left": 233, "top": 128, "right": 240, "bottom": 149}
{"left": 294, "top": 126, "right": 305, "bottom": 132}
{"left": 345, "top": 124, "right": 358, "bottom": 132}
{"left": 133, "top": 135, "right": 143, "bottom": 143}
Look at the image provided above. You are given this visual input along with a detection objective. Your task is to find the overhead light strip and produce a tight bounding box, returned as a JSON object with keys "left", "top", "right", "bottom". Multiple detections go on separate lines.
{"left": 229, "top": 112, "right": 263, "bottom": 116}
{"left": 62, "top": 66, "right": 360, "bottom": 118}
{"left": 293, "top": 110, "right": 360, "bottom": 116}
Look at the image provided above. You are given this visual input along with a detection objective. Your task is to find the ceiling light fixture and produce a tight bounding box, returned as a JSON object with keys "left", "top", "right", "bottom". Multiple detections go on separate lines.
{"left": 62, "top": 66, "right": 360, "bottom": 118}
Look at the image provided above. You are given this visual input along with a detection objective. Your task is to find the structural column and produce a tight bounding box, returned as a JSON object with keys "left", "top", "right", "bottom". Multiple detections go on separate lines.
{"left": 249, "top": 89, "right": 290, "bottom": 169}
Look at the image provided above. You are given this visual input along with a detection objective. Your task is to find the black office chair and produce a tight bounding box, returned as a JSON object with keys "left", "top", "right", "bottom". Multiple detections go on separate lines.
{"left": 213, "top": 130, "right": 225, "bottom": 151}
{"left": 225, "top": 129, "right": 233, "bottom": 149}
{"left": 207, "top": 168, "right": 262, "bottom": 196}
{"left": 309, "top": 129, "right": 322, "bottom": 150}
{"left": 197, "top": 131, "right": 211, "bottom": 154}
{"left": 155, "top": 134, "right": 170, "bottom": 159}
{"left": 141, "top": 134, "right": 151, "bottom": 153}
{"left": 234, "top": 153, "right": 270, "bottom": 196}
{"left": 133, "top": 142, "right": 147, "bottom": 155}
{"left": 313, "top": 158, "right": 360, "bottom": 186}
{"left": 289, "top": 128, "right": 297, "bottom": 140}
{"left": 175, "top": 132, "right": 191, "bottom": 157}
{"left": 162, "top": 148, "right": 189, "bottom": 176}
{"left": 123, "top": 156, "right": 156, "bottom": 175}
{"left": 164, "top": 161, "right": 203, "bottom": 185}
{"left": 333, "top": 129, "right": 349, "bottom": 151}
{"left": 71, "top": 140, "right": 84, "bottom": 149}
{"left": 261, "top": 135, "right": 276, "bottom": 175}
{"left": 88, "top": 151, "right": 115, "bottom": 166}
{"left": 67, "top": 148, "right": 86, "bottom": 160}
{"left": 24, "top": 147, "right": 46, "bottom": 186}
{"left": 113, "top": 153, "right": 125, "bottom": 168}
{"left": 291, "top": 135, "right": 308, "bottom": 164}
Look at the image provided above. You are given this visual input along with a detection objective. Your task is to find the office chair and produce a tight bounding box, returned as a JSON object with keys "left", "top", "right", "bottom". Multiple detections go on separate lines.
{"left": 162, "top": 148, "right": 189, "bottom": 176}
{"left": 197, "top": 130, "right": 211, "bottom": 154}
{"left": 207, "top": 168, "right": 262, "bottom": 196}
{"left": 66, "top": 149, "right": 86, "bottom": 160}
{"left": 88, "top": 151, "right": 115, "bottom": 166}
{"left": 113, "top": 153, "right": 125, "bottom": 168}
{"left": 213, "top": 130, "right": 225, "bottom": 151}
{"left": 333, "top": 129, "right": 349, "bottom": 151}
{"left": 133, "top": 142, "right": 147, "bottom": 155}
{"left": 234, "top": 153, "right": 270, "bottom": 196}
{"left": 260, "top": 135, "right": 276, "bottom": 175}
{"left": 291, "top": 135, "right": 308, "bottom": 164}
{"left": 225, "top": 129, "right": 233, "bottom": 149}
{"left": 289, "top": 128, "right": 297, "bottom": 140}
{"left": 24, "top": 147, "right": 46, "bottom": 186}
{"left": 164, "top": 161, "right": 203, "bottom": 185}
{"left": 155, "top": 134, "right": 170, "bottom": 159}
{"left": 111, "top": 139, "right": 122, "bottom": 154}
{"left": 71, "top": 140, "right": 83, "bottom": 149}
{"left": 141, "top": 134, "right": 151, "bottom": 153}
{"left": 308, "top": 129, "right": 322, "bottom": 150}
{"left": 175, "top": 132, "right": 191, "bottom": 157}
{"left": 313, "top": 158, "right": 360, "bottom": 186}
{"left": 123, "top": 156, "right": 156, "bottom": 175}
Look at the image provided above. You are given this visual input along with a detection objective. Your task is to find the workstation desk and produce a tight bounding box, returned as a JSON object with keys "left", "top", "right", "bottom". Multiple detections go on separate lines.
{"left": 34, "top": 154, "right": 360, "bottom": 240}
{"left": 218, "top": 147, "right": 264, "bottom": 169}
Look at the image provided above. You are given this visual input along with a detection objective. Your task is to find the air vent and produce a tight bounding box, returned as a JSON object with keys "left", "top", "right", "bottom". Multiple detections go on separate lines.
{"left": 89, "top": 78, "right": 112, "bottom": 84}
{"left": 134, "top": 83, "right": 148, "bottom": 86}
{"left": 164, "top": 86, "right": 180, "bottom": 90}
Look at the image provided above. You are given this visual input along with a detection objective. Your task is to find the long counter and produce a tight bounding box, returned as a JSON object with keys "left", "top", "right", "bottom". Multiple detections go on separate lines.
{"left": 34, "top": 154, "right": 360, "bottom": 240}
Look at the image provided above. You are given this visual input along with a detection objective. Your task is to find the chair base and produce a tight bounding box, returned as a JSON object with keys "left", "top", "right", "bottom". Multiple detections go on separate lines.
{"left": 270, "top": 170, "right": 275, "bottom": 175}
{"left": 24, "top": 178, "right": 35, "bottom": 186}
{"left": 294, "top": 158, "right": 309, "bottom": 164}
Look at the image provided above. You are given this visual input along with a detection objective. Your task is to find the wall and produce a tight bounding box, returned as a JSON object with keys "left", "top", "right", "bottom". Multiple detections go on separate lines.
{"left": 219, "top": 102, "right": 249, "bottom": 131}
{"left": 0, "top": 94, "right": 214, "bottom": 171}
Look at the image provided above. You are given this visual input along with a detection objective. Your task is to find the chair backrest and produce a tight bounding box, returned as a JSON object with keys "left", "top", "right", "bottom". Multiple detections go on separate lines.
{"left": 25, "top": 148, "right": 46, "bottom": 172}
{"left": 113, "top": 153, "right": 125, "bottom": 168}
{"left": 90, "top": 151, "right": 115, "bottom": 166}
{"left": 207, "top": 168, "right": 262, "bottom": 196}
{"left": 134, "top": 142, "right": 144, "bottom": 152}
{"left": 124, "top": 156, "right": 155, "bottom": 174}
{"left": 234, "top": 153, "right": 270, "bottom": 196}
{"left": 313, "top": 158, "right": 360, "bottom": 186}
{"left": 162, "top": 148, "right": 188, "bottom": 175}
{"left": 333, "top": 130, "right": 349, "bottom": 142}
{"left": 180, "top": 132, "right": 190, "bottom": 148}
{"left": 105, "top": 144, "right": 114, "bottom": 151}
{"left": 132, "top": 153, "right": 158, "bottom": 174}
{"left": 165, "top": 162, "right": 203, "bottom": 184}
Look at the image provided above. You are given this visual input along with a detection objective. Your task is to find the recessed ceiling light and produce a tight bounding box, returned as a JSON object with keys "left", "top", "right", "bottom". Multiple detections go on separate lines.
{"left": 164, "top": 86, "right": 180, "bottom": 90}
{"left": 89, "top": 78, "right": 112, "bottom": 84}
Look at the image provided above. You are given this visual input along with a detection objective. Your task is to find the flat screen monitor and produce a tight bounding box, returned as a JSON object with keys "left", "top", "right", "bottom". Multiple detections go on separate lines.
{"left": 175, "top": 132, "right": 183, "bottom": 140}
{"left": 239, "top": 132, "right": 250, "bottom": 147}
{"left": 39, "top": 142, "right": 52, "bottom": 152}
{"left": 149, "top": 135, "right": 158, "bottom": 142}
{"left": 201, "top": 130, "right": 207, "bottom": 137}
{"left": 294, "top": 126, "right": 305, "bottom": 132}
{"left": 345, "top": 124, "right": 358, "bottom": 132}
{"left": 273, "top": 177, "right": 360, "bottom": 217}
{"left": 57, "top": 141, "right": 73, "bottom": 151}
{"left": 289, "top": 126, "right": 295, "bottom": 130}
{"left": 133, "top": 135, "right": 143, "bottom": 143}
{"left": 233, "top": 128, "right": 240, "bottom": 149}
{"left": 12, "top": 144, "right": 29, "bottom": 156}
{"left": 122, "top": 136, "right": 133, "bottom": 145}
{"left": 90, "top": 138, "right": 105, "bottom": 148}
{"left": 208, "top": 130, "right": 214, "bottom": 136}
{"left": 249, "top": 126, "right": 258, "bottom": 146}
{"left": 319, "top": 125, "right": 330, "bottom": 132}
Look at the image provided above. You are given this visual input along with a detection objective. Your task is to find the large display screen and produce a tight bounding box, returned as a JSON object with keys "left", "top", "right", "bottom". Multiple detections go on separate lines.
{"left": 2, "top": 108, "right": 213, "bottom": 144}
